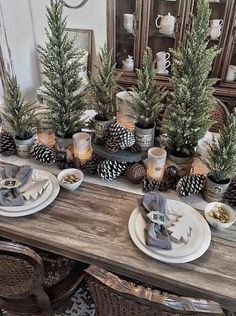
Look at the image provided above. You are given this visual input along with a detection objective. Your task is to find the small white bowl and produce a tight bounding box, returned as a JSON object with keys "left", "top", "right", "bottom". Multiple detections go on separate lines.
{"left": 57, "top": 169, "right": 84, "bottom": 191}
{"left": 204, "top": 202, "right": 236, "bottom": 229}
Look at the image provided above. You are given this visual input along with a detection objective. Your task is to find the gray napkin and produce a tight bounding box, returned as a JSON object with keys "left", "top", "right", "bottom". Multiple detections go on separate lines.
{"left": 0, "top": 165, "right": 32, "bottom": 206}
{"left": 138, "top": 192, "right": 172, "bottom": 250}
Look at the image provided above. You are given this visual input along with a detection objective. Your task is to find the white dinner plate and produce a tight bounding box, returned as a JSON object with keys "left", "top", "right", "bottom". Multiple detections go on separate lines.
{"left": 128, "top": 200, "right": 211, "bottom": 263}
{"left": 0, "top": 170, "right": 53, "bottom": 212}
{"left": 0, "top": 172, "right": 60, "bottom": 217}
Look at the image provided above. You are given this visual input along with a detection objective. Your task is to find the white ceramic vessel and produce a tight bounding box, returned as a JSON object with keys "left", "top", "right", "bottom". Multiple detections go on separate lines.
{"left": 204, "top": 202, "right": 236, "bottom": 229}
{"left": 155, "top": 12, "right": 175, "bottom": 36}
{"left": 58, "top": 168, "right": 84, "bottom": 191}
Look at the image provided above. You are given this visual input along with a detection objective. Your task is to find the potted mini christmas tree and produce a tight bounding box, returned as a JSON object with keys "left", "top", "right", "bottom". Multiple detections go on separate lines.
{"left": 204, "top": 111, "right": 236, "bottom": 202}
{"left": 2, "top": 74, "right": 37, "bottom": 158}
{"left": 89, "top": 44, "right": 117, "bottom": 140}
{"left": 38, "top": 0, "right": 85, "bottom": 149}
{"left": 161, "top": 0, "right": 219, "bottom": 175}
{"left": 131, "top": 47, "right": 165, "bottom": 151}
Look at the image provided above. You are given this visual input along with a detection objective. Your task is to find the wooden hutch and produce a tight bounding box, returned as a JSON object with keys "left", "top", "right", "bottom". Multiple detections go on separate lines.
{"left": 107, "top": 0, "right": 236, "bottom": 111}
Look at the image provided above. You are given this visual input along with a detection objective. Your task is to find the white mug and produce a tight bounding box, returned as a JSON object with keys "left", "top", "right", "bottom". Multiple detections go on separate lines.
{"left": 225, "top": 65, "right": 236, "bottom": 82}
{"left": 156, "top": 51, "right": 170, "bottom": 61}
{"left": 123, "top": 14, "right": 134, "bottom": 34}
{"left": 157, "top": 60, "right": 170, "bottom": 73}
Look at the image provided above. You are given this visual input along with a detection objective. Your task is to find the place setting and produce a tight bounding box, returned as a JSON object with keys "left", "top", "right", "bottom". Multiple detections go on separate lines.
{"left": 128, "top": 192, "right": 211, "bottom": 263}
{"left": 0, "top": 164, "right": 60, "bottom": 217}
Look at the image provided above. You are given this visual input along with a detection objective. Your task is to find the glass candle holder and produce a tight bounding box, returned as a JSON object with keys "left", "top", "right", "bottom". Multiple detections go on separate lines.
{"left": 37, "top": 129, "right": 56, "bottom": 149}
{"left": 73, "top": 132, "right": 92, "bottom": 164}
{"left": 147, "top": 147, "right": 167, "bottom": 181}
{"left": 116, "top": 91, "right": 136, "bottom": 131}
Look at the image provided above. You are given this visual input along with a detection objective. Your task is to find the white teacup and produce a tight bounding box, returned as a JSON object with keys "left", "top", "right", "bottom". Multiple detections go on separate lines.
{"left": 157, "top": 60, "right": 170, "bottom": 73}
{"left": 209, "top": 19, "right": 223, "bottom": 40}
{"left": 156, "top": 51, "right": 170, "bottom": 61}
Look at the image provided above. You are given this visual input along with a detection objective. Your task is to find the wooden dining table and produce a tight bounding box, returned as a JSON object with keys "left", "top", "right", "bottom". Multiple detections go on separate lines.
{"left": 0, "top": 180, "right": 235, "bottom": 312}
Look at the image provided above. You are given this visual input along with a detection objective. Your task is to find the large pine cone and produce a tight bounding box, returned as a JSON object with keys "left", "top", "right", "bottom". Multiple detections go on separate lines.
{"left": 31, "top": 143, "right": 55, "bottom": 165}
{"left": 226, "top": 177, "right": 236, "bottom": 207}
{"left": 105, "top": 138, "right": 120, "bottom": 153}
{"left": 97, "top": 159, "right": 127, "bottom": 181}
{"left": 125, "top": 163, "right": 146, "bottom": 184}
{"left": 0, "top": 131, "right": 16, "bottom": 155}
{"left": 109, "top": 123, "right": 135, "bottom": 150}
{"left": 82, "top": 153, "right": 102, "bottom": 175}
{"left": 176, "top": 174, "right": 206, "bottom": 196}
{"left": 143, "top": 177, "right": 171, "bottom": 193}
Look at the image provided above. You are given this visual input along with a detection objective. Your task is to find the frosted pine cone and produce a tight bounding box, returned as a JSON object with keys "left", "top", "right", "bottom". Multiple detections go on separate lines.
{"left": 176, "top": 174, "right": 206, "bottom": 196}
{"left": 97, "top": 159, "right": 127, "bottom": 181}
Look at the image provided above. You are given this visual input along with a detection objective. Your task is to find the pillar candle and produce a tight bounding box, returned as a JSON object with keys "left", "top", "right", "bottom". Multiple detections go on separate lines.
{"left": 147, "top": 147, "right": 167, "bottom": 181}
{"left": 73, "top": 132, "right": 92, "bottom": 164}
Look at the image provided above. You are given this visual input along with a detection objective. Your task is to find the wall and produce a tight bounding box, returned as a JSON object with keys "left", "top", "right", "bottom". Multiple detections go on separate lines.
{"left": 0, "top": 0, "right": 107, "bottom": 102}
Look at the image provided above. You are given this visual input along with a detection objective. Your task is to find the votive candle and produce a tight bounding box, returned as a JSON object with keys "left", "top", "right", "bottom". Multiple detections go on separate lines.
{"left": 73, "top": 132, "right": 92, "bottom": 164}
{"left": 147, "top": 147, "right": 167, "bottom": 181}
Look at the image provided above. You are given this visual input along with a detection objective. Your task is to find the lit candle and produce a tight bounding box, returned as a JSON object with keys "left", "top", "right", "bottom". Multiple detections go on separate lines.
{"left": 73, "top": 132, "right": 92, "bottom": 164}
{"left": 37, "top": 130, "right": 56, "bottom": 149}
{"left": 116, "top": 91, "right": 136, "bottom": 131}
{"left": 147, "top": 147, "right": 167, "bottom": 181}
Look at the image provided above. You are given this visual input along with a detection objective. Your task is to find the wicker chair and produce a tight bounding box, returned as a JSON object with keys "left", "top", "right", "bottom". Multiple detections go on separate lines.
{"left": 209, "top": 97, "right": 230, "bottom": 133}
{"left": 0, "top": 241, "right": 88, "bottom": 316}
{"left": 85, "top": 265, "right": 224, "bottom": 316}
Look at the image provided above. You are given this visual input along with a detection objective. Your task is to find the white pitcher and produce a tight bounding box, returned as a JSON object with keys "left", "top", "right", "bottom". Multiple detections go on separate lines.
{"left": 155, "top": 12, "right": 175, "bottom": 36}
{"left": 209, "top": 19, "right": 223, "bottom": 40}
{"left": 122, "top": 55, "right": 134, "bottom": 71}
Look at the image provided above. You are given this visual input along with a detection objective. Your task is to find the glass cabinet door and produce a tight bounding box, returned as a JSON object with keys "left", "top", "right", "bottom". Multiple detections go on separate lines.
{"left": 190, "top": 0, "right": 232, "bottom": 77}
{"left": 144, "top": 0, "right": 186, "bottom": 79}
{"left": 107, "top": 0, "right": 142, "bottom": 73}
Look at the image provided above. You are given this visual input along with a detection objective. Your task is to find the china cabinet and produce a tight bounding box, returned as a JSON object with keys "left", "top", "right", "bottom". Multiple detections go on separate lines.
{"left": 107, "top": 0, "right": 236, "bottom": 110}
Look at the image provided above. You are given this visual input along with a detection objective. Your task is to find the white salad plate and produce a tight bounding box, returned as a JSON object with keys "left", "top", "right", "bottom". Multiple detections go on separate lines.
{"left": 0, "top": 170, "right": 60, "bottom": 217}
{"left": 128, "top": 199, "right": 211, "bottom": 263}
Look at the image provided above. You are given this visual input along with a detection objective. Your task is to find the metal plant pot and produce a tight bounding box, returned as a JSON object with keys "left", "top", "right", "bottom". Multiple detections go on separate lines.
{"left": 135, "top": 123, "right": 155, "bottom": 151}
{"left": 56, "top": 137, "right": 73, "bottom": 151}
{"left": 94, "top": 115, "right": 113, "bottom": 139}
{"left": 203, "top": 173, "right": 231, "bottom": 203}
{"left": 168, "top": 152, "right": 194, "bottom": 177}
{"left": 15, "top": 135, "right": 35, "bottom": 159}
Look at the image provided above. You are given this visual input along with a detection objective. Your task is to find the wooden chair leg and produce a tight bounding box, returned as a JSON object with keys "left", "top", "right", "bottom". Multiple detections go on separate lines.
{"left": 34, "top": 287, "right": 54, "bottom": 316}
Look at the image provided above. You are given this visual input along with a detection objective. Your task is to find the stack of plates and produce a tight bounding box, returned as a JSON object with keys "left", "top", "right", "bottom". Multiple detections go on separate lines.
{"left": 0, "top": 169, "right": 60, "bottom": 217}
{"left": 128, "top": 200, "right": 211, "bottom": 263}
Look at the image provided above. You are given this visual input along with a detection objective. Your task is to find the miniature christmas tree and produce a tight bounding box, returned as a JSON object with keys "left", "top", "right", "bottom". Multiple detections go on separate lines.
{"left": 2, "top": 74, "right": 37, "bottom": 140}
{"left": 205, "top": 111, "right": 236, "bottom": 183}
{"left": 162, "top": 0, "right": 220, "bottom": 156}
{"left": 131, "top": 47, "right": 165, "bottom": 129}
{"left": 38, "top": 0, "right": 85, "bottom": 138}
{"left": 89, "top": 44, "right": 117, "bottom": 121}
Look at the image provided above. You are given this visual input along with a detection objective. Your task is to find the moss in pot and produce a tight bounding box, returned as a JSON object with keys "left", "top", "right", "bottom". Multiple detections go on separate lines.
{"left": 161, "top": 0, "right": 220, "bottom": 176}
{"left": 204, "top": 111, "right": 236, "bottom": 202}
{"left": 38, "top": 0, "right": 85, "bottom": 150}
{"left": 89, "top": 45, "right": 117, "bottom": 139}
{"left": 130, "top": 47, "right": 166, "bottom": 151}
{"left": 2, "top": 74, "right": 37, "bottom": 158}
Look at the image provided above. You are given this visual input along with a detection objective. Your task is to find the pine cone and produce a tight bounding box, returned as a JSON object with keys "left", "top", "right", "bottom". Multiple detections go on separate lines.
{"left": 73, "top": 157, "right": 82, "bottom": 169}
{"left": 0, "top": 131, "right": 16, "bottom": 155}
{"left": 57, "top": 160, "right": 75, "bottom": 170}
{"left": 109, "top": 123, "right": 135, "bottom": 150}
{"left": 82, "top": 153, "right": 103, "bottom": 175}
{"left": 105, "top": 138, "right": 120, "bottom": 153}
{"left": 125, "top": 163, "right": 146, "bottom": 184}
{"left": 226, "top": 177, "right": 236, "bottom": 207}
{"left": 94, "top": 135, "right": 108, "bottom": 145}
{"left": 97, "top": 159, "right": 127, "bottom": 181}
{"left": 130, "top": 143, "right": 141, "bottom": 153}
{"left": 142, "top": 177, "right": 171, "bottom": 193}
{"left": 176, "top": 174, "right": 206, "bottom": 196}
{"left": 31, "top": 143, "right": 55, "bottom": 165}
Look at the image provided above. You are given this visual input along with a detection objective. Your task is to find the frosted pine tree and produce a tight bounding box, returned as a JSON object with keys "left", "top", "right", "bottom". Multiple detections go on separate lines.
{"left": 38, "top": 0, "right": 85, "bottom": 138}
{"left": 162, "top": 0, "right": 220, "bottom": 156}
{"left": 131, "top": 47, "right": 165, "bottom": 128}
{"left": 89, "top": 44, "right": 117, "bottom": 120}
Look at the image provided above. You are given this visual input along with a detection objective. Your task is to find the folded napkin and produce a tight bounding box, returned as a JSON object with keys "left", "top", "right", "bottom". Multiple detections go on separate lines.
{"left": 0, "top": 165, "right": 32, "bottom": 206}
{"left": 138, "top": 192, "right": 172, "bottom": 250}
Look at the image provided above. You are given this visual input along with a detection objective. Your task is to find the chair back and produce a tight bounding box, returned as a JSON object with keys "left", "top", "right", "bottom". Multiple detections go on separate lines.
{"left": 209, "top": 97, "right": 230, "bottom": 133}
{"left": 85, "top": 265, "right": 224, "bottom": 316}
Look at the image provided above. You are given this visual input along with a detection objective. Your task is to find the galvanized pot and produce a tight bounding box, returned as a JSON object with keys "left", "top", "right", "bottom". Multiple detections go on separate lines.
{"left": 94, "top": 115, "right": 113, "bottom": 139}
{"left": 167, "top": 152, "right": 194, "bottom": 177}
{"left": 135, "top": 123, "right": 155, "bottom": 151}
{"left": 203, "top": 173, "right": 231, "bottom": 203}
{"left": 15, "top": 135, "right": 35, "bottom": 159}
